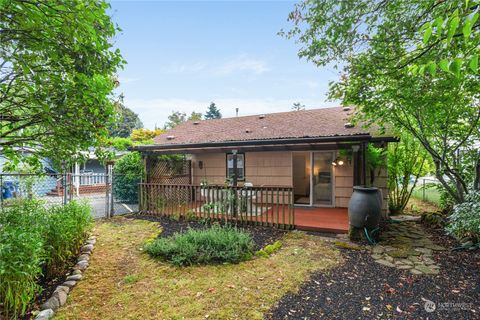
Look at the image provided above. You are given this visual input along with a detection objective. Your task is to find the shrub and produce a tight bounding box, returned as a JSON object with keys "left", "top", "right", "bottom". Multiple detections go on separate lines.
{"left": 113, "top": 151, "right": 144, "bottom": 203}
{"left": 0, "top": 200, "right": 45, "bottom": 318}
{"left": 43, "top": 201, "right": 93, "bottom": 277}
{"left": 0, "top": 200, "right": 92, "bottom": 318}
{"left": 145, "top": 224, "right": 255, "bottom": 266}
{"left": 446, "top": 191, "right": 480, "bottom": 242}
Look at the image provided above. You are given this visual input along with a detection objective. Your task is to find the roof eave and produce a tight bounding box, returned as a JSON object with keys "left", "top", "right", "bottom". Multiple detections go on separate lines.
{"left": 131, "top": 134, "right": 398, "bottom": 153}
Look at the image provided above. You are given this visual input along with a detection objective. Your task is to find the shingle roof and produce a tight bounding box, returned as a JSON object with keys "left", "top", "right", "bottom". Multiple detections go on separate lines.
{"left": 153, "top": 107, "right": 381, "bottom": 146}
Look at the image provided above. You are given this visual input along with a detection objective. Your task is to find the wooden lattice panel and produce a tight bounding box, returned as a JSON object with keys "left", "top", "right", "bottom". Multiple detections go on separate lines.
{"left": 147, "top": 158, "right": 191, "bottom": 184}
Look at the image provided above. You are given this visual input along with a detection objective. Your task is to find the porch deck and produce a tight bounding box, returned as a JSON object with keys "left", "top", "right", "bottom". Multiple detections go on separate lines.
{"left": 293, "top": 207, "right": 349, "bottom": 233}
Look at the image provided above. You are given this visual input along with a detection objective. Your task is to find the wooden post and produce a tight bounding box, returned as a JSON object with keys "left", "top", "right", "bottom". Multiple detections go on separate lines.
{"left": 352, "top": 145, "right": 361, "bottom": 186}
{"left": 362, "top": 142, "right": 368, "bottom": 186}
{"left": 232, "top": 151, "right": 238, "bottom": 187}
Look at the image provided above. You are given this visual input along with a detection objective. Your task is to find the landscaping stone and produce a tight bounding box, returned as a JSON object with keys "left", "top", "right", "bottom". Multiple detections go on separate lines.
{"left": 372, "top": 246, "right": 384, "bottom": 254}
{"left": 410, "top": 269, "right": 423, "bottom": 275}
{"left": 81, "top": 244, "right": 94, "bottom": 253}
{"left": 74, "top": 260, "right": 89, "bottom": 271}
{"left": 62, "top": 280, "right": 77, "bottom": 288}
{"left": 414, "top": 247, "right": 432, "bottom": 255}
{"left": 86, "top": 239, "right": 96, "bottom": 245}
{"left": 66, "top": 274, "right": 82, "bottom": 281}
{"left": 414, "top": 264, "right": 439, "bottom": 275}
{"left": 425, "top": 244, "right": 446, "bottom": 251}
{"left": 375, "top": 259, "right": 396, "bottom": 267}
{"left": 53, "top": 289, "right": 68, "bottom": 306}
{"left": 72, "top": 269, "right": 82, "bottom": 275}
{"left": 397, "top": 265, "right": 412, "bottom": 270}
{"left": 384, "top": 255, "right": 394, "bottom": 262}
{"left": 78, "top": 254, "right": 90, "bottom": 262}
{"left": 35, "top": 308, "right": 54, "bottom": 320}
{"left": 40, "top": 297, "right": 60, "bottom": 311}
{"left": 371, "top": 254, "right": 383, "bottom": 260}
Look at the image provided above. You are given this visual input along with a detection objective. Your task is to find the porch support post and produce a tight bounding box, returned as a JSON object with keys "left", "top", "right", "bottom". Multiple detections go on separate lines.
{"left": 231, "top": 150, "right": 238, "bottom": 187}
{"left": 362, "top": 142, "right": 368, "bottom": 186}
{"left": 352, "top": 145, "right": 361, "bottom": 186}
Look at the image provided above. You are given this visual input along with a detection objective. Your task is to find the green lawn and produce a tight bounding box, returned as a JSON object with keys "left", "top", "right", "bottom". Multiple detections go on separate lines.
{"left": 55, "top": 217, "right": 340, "bottom": 320}
{"left": 410, "top": 183, "right": 441, "bottom": 206}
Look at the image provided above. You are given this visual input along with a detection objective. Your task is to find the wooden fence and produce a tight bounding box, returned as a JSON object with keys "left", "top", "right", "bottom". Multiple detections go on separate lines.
{"left": 139, "top": 183, "right": 295, "bottom": 229}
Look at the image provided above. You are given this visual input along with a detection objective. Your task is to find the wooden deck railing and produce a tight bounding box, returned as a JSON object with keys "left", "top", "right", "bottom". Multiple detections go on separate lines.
{"left": 139, "top": 183, "right": 295, "bottom": 229}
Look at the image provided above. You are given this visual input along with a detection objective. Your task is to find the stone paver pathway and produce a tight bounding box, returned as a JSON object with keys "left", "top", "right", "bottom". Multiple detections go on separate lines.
{"left": 370, "top": 220, "right": 446, "bottom": 275}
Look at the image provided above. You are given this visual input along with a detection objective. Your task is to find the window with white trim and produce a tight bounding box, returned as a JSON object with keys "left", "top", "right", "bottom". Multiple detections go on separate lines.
{"left": 226, "top": 153, "right": 245, "bottom": 180}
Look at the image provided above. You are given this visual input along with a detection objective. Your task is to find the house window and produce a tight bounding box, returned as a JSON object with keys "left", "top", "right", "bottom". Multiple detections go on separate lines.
{"left": 226, "top": 153, "right": 245, "bottom": 180}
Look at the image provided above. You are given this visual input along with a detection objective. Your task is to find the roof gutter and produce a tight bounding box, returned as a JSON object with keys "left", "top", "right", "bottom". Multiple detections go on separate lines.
{"left": 131, "top": 134, "right": 398, "bottom": 152}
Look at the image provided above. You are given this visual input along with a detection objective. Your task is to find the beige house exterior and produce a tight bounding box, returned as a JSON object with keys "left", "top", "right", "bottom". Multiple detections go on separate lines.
{"left": 135, "top": 107, "right": 396, "bottom": 225}
{"left": 191, "top": 150, "right": 388, "bottom": 214}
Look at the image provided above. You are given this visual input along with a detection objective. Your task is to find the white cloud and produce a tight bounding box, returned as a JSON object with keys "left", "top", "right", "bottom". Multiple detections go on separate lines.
{"left": 155, "top": 55, "right": 269, "bottom": 77}
{"left": 158, "top": 62, "right": 208, "bottom": 74}
{"left": 214, "top": 55, "right": 270, "bottom": 75}
{"left": 124, "top": 97, "right": 338, "bottom": 129}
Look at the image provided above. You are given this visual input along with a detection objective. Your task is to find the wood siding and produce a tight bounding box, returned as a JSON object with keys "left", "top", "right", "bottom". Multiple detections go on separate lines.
{"left": 191, "top": 150, "right": 388, "bottom": 215}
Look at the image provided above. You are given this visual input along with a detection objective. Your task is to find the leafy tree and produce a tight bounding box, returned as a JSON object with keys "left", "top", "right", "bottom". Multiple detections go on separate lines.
{"left": 113, "top": 152, "right": 143, "bottom": 203}
{"left": 164, "top": 111, "right": 187, "bottom": 129}
{"left": 291, "top": 102, "right": 306, "bottom": 111}
{"left": 130, "top": 128, "right": 164, "bottom": 142}
{"left": 189, "top": 112, "right": 203, "bottom": 121}
{"left": 284, "top": 0, "right": 480, "bottom": 203}
{"left": 164, "top": 111, "right": 202, "bottom": 129}
{"left": 413, "top": 1, "right": 480, "bottom": 77}
{"left": 204, "top": 102, "right": 222, "bottom": 119}
{"left": 387, "top": 132, "right": 432, "bottom": 214}
{"left": 108, "top": 101, "right": 143, "bottom": 138}
{"left": 0, "top": 0, "right": 124, "bottom": 169}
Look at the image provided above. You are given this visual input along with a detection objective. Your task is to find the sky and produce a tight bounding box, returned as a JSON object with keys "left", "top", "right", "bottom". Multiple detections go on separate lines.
{"left": 110, "top": 0, "right": 340, "bottom": 129}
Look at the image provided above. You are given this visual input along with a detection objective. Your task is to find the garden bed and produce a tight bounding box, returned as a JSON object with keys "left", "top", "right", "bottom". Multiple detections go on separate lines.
{"left": 268, "top": 225, "right": 480, "bottom": 319}
{"left": 131, "top": 214, "right": 287, "bottom": 251}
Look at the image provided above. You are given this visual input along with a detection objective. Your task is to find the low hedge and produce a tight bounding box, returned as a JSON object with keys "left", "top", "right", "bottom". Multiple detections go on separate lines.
{"left": 0, "top": 200, "right": 92, "bottom": 319}
{"left": 145, "top": 224, "right": 255, "bottom": 266}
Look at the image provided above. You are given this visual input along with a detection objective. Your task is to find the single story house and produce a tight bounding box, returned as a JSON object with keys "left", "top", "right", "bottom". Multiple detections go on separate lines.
{"left": 134, "top": 107, "right": 397, "bottom": 232}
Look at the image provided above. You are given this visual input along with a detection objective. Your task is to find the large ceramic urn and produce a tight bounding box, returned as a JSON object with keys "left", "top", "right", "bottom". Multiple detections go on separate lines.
{"left": 348, "top": 186, "right": 382, "bottom": 229}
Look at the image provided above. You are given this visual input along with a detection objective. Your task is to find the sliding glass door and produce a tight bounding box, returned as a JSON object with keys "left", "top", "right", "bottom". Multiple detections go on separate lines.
{"left": 292, "top": 151, "right": 334, "bottom": 206}
{"left": 312, "top": 152, "right": 334, "bottom": 206}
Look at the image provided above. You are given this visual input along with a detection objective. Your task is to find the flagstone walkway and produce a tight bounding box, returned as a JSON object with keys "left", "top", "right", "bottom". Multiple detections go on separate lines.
{"left": 370, "top": 221, "right": 446, "bottom": 275}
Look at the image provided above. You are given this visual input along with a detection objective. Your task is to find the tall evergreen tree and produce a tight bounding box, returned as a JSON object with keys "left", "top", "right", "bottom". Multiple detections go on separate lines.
{"left": 204, "top": 102, "right": 222, "bottom": 119}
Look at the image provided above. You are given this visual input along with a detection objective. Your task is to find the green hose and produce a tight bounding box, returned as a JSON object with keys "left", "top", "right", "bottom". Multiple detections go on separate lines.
{"left": 364, "top": 227, "right": 379, "bottom": 245}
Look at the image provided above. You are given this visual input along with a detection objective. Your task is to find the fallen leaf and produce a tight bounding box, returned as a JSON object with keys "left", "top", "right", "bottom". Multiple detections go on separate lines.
{"left": 386, "top": 304, "right": 393, "bottom": 311}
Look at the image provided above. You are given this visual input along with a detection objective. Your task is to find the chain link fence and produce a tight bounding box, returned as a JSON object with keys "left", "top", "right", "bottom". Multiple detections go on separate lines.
{"left": 0, "top": 172, "right": 141, "bottom": 218}
{"left": 410, "top": 178, "right": 442, "bottom": 205}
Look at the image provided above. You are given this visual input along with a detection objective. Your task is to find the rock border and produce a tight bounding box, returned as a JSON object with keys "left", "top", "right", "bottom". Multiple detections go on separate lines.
{"left": 34, "top": 235, "right": 96, "bottom": 320}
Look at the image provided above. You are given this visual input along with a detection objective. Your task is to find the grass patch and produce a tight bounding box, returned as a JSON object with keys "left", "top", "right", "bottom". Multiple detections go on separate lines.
{"left": 256, "top": 241, "right": 282, "bottom": 257}
{"left": 145, "top": 224, "right": 255, "bottom": 266}
{"left": 409, "top": 183, "right": 441, "bottom": 206}
{"left": 55, "top": 217, "right": 340, "bottom": 320}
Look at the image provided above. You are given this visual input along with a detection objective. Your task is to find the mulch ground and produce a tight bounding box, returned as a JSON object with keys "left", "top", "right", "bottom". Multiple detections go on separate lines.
{"left": 267, "top": 225, "right": 480, "bottom": 320}
{"left": 131, "top": 214, "right": 286, "bottom": 250}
